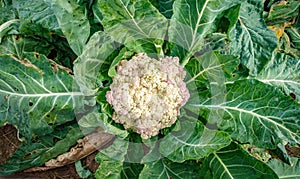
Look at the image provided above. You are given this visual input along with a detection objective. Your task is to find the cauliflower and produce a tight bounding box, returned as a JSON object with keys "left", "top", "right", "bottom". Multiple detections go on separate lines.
{"left": 106, "top": 53, "right": 190, "bottom": 139}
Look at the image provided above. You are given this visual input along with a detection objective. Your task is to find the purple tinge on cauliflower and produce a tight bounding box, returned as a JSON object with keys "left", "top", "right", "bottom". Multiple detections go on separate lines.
{"left": 106, "top": 53, "right": 190, "bottom": 139}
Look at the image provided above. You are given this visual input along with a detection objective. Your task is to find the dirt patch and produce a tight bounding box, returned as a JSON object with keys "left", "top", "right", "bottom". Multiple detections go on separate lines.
{"left": 0, "top": 124, "right": 20, "bottom": 165}
{"left": 286, "top": 144, "right": 300, "bottom": 158}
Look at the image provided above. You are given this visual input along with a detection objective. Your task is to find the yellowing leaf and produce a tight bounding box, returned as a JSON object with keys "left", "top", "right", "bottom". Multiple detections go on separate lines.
{"left": 268, "top": 22, "right": 293, "bottom": 39}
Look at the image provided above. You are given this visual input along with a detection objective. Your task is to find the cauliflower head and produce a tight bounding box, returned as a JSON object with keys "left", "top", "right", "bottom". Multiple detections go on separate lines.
{"left": 106, "top": 53, "right": 190, "bottom": 139}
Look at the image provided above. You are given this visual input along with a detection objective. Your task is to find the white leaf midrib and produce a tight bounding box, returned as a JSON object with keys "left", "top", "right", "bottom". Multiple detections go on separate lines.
{"left": 213, "top": 153, "right": 234, "bottom": 179}
{"left": 195, "top": 104, "right": 297, "bottom": 137}
{"left": 0, "top": 89, "right": 83, "bottom": 97}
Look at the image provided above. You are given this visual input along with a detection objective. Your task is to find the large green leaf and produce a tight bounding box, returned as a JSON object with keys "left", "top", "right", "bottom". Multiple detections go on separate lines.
{"left": 159, "top": 117, "right": 231, "bottom": 163}
{"left": 184, "top": 51, "right": 239, "bottom": 124}
{"left": 168, "top": 0, "right": 238, "bottom": 65}
{"left": 95, "top": 138, "right": 128, "bottom": 179}
{"left": 0, "top": 18, "right": 77, "bottom": 64}
{"left": 139, "top": 158, "right": 200, "bottom": 179}
{"left": 268, "top": 159, "right": 300, "bottom": 179}
{"left": 73, "top": 31, "right": 117, "bottom": 96}
{"left": 191, "top": 79, "right": 300, "bottom": 148}
{"left": 229, "top": 0, "right": 278, "bottom": 75}
{"left": 253, "top": 52, "right": 300, "bottom": 101}
{"left": 0, "top": 53, "right": 83, "bottom": 140}
{"left": 96, "top": 0, "right": 168, "bottom": 54}
{"left": 185, "top": 51, "right": 239, "bottom": 88}
{"left": 49, "top": 0, "right": 90, "bottom": 55}
{"left": 12, "top": 0, "right": 61, "bottom": 34}
{"left": 200, "top": 143, "right": 278, "bottom": 179}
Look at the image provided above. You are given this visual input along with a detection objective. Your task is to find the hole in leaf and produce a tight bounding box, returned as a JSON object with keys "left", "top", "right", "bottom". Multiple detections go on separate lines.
{"left": 29, "top": 102, "right": 33, "bottom": 106}
{"left": 53, "top": 137, "right": 59, "bottom": 143}
{"left": 46, "top": 114, "right": 50, "bottom": 118}
{"left": 14, "top": 35, "right": 20, "bottom": 40}
{"left": 290, "top": 93, "right": 296, "bottom": 99}
{"left": 216, "top": 16, "right": 230, "bottom": 33}
{"left": 24, "top": 153, "right": 31, "bottom": 159}
{"left": 47, "top": 49, "right": 57, "bottom": 60}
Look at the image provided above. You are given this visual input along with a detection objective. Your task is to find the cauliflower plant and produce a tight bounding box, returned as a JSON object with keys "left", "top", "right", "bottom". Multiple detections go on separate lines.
{"left": 106, "top": 53, "right": 190, "bottom": 139}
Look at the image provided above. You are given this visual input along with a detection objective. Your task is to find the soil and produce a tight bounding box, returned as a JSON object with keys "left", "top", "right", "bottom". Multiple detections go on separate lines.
{"left": 0, "top": 125, "right": 20, "bottom": 165}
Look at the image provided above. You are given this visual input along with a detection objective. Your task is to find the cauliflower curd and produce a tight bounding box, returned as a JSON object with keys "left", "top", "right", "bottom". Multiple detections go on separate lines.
{"left": 106, "top": 53, "right": 190, "bottom": 139}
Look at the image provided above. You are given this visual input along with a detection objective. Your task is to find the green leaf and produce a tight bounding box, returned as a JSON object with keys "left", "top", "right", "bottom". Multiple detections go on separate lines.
{"left": 229, "top": 0, "right": 278, "bottom": 75}
{"left": 192, "top": 79, "right": 300, "bottom": 148}
{"left": 108, "top": 47, "right": 134, "bottom": 78}
{"left": 160, "top": 118, "right": 231, "bottom": 163}
{"left": 253, "top": 52, "right": 300, "bottom": 101}
{"left": 286, "top": 27, "right": 300, "bottom": 49}
{"left": 0, "top": 6, "right": 16, "bottom": 24}
{"left": 0, "top": 53, "right": 83, "bottom": 140}
{"left": 200, "top": 143, "right": 278, "bottom": 179}
{"left": 12, "top": 0, "right": 61, "bottom": 34}
{"left": 0, "top": 34, "right": 77, "bottom": 68}
{"left": 121, "top": 162, "right": 143, "bottom": 179}
{"left": 95, "top": 138, "right": 128, "bottom": 179}
{"left": 268, "top": 159, "right": 300, "bottom": 179}
{"left": 185, "top": 51, "right": 239, "bottom": 88}
{"left": 50, "top": 0, "right": 90, "bottom": 55}
{"left": 78, "top": 111, "right": 128, "bottom": 139}
{"left": 74, "top": 31, "right": 117, "bottom": 96}
{"left": 266, "top": 1, "right": 300, "bottom": 25}
{"left": 0, "top": 35, "right": 50, "bottom": 58}
{"left": 150, "top": 0, "right": 174, "bottom": 19}
{"left": 0, "top": 19, "right": 19, "bottom": 43}
{"left": 168, "top": 0, "right": 239, "bottom": 65}
{"left": 96, "top": 0, "right": 168, "bottom": 54}
{"left": 139, "top": 158, "right": 201, "bottom": 179}
{"left": 75, "top": 160, "right": 92, "bottom": 179}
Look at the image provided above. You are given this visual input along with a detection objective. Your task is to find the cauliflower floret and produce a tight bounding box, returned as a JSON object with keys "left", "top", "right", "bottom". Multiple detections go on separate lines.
{"left": 106, "top": 53, "right": 190, "bottom": 139}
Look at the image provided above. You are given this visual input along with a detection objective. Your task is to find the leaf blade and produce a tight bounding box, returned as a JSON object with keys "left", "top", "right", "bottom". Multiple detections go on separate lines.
{"left": 50, "top": 0, "right": 90, "bottom": 55}
{"left": 139, "top": 159, "right": 201, "bottom": 179}
{"left": 253, "top": 52, "right": 300, "bottom": 101}
{"left": 97, "top": 0, "right": 168, "bottom": 54}
{"left": 159, "top": 118, "right": 231, "bottom": 163}
{"left": 200, "top": 143, "right": 279, "bottom": 179}
{"left": 169, "top": 0, "right": 239, "bottom": 65}
{"left": 268, "top": 159, "right": 300, "bottom": 179}
{"left": 229, "top": 0, "right": 278, "bottom": 75}
{"left": 192, "top": 79, "right": 300, "bottom": 148}
{"left": 0, "top": 53, "right": 83, "bottom": 139}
